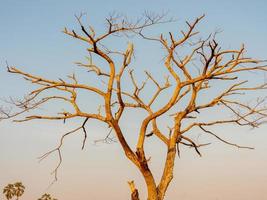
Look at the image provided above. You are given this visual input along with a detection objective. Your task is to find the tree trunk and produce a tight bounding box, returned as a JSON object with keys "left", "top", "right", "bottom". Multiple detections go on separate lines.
{"left": 157, "top": 147, "right": 177, "bottom": 200}
{"left": 128, "top": 176, "right": 159, "bottom": 200}
{"left": 129, "top": 168, "right": 160, "bottom": 200}
{"left": 146, "top": 184, "right": 159, "bottom": 200}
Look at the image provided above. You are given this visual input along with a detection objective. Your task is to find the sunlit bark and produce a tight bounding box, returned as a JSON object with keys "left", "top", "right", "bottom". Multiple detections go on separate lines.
{"left": 1, "top": 13, "right": 267, "bottom": 200}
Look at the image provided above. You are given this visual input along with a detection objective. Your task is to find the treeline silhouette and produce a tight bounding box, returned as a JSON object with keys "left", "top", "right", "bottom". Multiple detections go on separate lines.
{"left": 2, "top": 182, "right": 57, "bottom": 200}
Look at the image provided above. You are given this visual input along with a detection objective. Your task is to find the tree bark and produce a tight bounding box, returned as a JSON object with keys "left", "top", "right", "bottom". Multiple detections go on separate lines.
{"left": 131, "top": 189, "right": 140, "bottom": 200}
{"left": 128, "top": 181, "right": 140, "bottom": 200}
{"left": 157, "top": 147, "right": 177, "bottom": 200}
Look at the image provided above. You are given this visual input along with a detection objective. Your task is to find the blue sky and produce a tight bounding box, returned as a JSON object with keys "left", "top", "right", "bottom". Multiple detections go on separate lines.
{"left": 1, "top": 1, "right": 267, "bottom": 200}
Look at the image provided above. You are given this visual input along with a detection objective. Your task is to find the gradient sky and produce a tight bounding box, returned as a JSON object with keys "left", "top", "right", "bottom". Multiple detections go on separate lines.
{"left": 1, "top": 1, "right": 267, "bottom": 200}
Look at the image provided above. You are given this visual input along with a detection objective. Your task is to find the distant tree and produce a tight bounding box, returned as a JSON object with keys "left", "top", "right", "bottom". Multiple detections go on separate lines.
{"left": 38, "top": 193, "right": 57, "bottom": 200}
{"left": 1, "top": 13, "right": 267, "bottom": 200}
{"left": 2, "top": 182, "right": 25, "bottom": 200}
{"left": 13, "top": 182, "right": 25, "bottom": 200}
{"left": 3, "top": 184, "right": 15, "bottom": 200}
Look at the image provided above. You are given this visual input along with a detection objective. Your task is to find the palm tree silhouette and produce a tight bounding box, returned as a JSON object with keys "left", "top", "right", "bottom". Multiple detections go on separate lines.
{"left": 38, "top": 193, "right": 58, "bottom": 200}
{"left": 13, "top": 182, "right": 25, "bottom": 200}
{"left": 3, "top": 184, "right": 15, "bottom": 200}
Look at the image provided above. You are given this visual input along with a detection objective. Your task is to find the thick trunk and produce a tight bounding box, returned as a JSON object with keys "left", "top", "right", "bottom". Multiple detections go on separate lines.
{"left": 137, "top": 148, "right": 159, "bottom": 200}
{"left": 128, "top": 153, "right": 175, "bottom": 200}
{"left": 129, "top": 170, "right": 159, "bottom": 200}
{"left": 145, "top": 177, "right": 158, "bottom": 200}
{"left": 128, "top": 179, "right": 160, "bottom": 200}
{"left": 112, "top": 121, "right": 166, "bottom": 200}
{"left": 127, "top": 140, "right": 177, "bottom": 200}
{"left": 138, "top": 164, "right": 159, "bottom": 200}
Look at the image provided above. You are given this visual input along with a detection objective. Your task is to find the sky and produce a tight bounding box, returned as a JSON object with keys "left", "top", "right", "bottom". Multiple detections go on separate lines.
{"left": 0, "top": 0, "right": 267, "bottom": 200}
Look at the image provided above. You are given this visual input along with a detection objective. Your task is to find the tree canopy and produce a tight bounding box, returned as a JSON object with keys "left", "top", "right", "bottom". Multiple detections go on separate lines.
{"left": 1, "top": 13, "right": 267, "bottom": 200}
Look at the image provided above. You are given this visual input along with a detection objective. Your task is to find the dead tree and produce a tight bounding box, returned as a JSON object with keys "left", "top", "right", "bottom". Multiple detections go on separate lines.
{"left": 1, "top": 13, "right": 267, "bottom": 200}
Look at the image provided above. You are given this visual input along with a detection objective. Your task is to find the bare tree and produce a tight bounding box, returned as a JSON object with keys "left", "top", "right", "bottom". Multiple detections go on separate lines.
{"left": 1, "top": 13, "right": 267, "bottom": 200}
